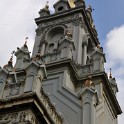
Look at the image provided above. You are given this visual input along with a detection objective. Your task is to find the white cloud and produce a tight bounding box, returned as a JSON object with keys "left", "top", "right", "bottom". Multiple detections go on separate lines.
{"left": 0, "top": 0, "right": 57, "bottom": 66}
{"left": 104, "top": 25, "right": 124, "bottom": 124}
{"left": 105, "top": 25, "right": 124, "bottom": 64}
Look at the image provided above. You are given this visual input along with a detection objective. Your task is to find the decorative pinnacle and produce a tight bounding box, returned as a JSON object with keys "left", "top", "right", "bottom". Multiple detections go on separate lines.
{"left": 25, "top": 37, "right": 29, "bottom": 46}
{"left": 43, "top": 1, "right": 49, "bottom": 10}
{"left": 11, "top": 51, "right": 15, "bottom": 59}
{"left": 9, "top": 51, "right": 15, "bottom": 64}
{"left": 109, "top": 68, "right": 112, "bottom": 79}
{"left": 88, "top": 5, "right": 94, "bottom": 12}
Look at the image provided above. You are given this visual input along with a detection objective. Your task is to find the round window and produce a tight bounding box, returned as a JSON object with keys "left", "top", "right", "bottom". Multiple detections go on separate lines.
{"left": 58, "top": 6, "right": 64, "bottom": 11}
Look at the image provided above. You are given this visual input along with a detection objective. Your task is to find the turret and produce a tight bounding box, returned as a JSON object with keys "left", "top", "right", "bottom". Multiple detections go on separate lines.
{"left": 91, "top": 45, "right": 106, "bottom": 72}
{"left": 14, "top": 38, "right": 31, "bottom": 70}
{"left": 39, "top": 2, "right": 50, "bottom": 17}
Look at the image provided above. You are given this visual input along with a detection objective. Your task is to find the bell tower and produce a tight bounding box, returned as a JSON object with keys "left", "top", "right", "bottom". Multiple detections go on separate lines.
{"left": 0, "top": 0, "right": 122, "bottom": 124}
{"left": 31, "top": 0, "right": 122, "bottom": 124}
{"left": 33, "top": 0, "right": 99, "bottom": 66}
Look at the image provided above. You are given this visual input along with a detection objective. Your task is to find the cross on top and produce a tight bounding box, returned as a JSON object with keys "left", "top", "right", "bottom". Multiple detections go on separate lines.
{"left": 11, "top": 51, "right": 15, "bottom": 59}
{"left": 46, "top": 1, "right": 49, "bottom": 5}
{"left": 25, "top": 37, "right": 29, "bottom": 45}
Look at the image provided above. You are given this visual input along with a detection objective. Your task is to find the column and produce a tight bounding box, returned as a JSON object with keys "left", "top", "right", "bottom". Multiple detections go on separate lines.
{"left": 73, "top": 24, "right": 83, "bottom": 64}
{"left": 40, "top": 42, "right": 46, "bottom": 56}
{"left": 79, "top": 88, "right": 97, "bottom": 124}
{"left": 82, "top": 42, "right": 88, "bottom": 65}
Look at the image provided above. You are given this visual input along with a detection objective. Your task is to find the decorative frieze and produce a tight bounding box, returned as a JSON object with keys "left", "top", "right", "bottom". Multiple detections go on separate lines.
{"left": 0, "top": 110, "right": 36, "bottom": 124}
{"left": 38, "top": 14, "right": 81, "bottom": 28}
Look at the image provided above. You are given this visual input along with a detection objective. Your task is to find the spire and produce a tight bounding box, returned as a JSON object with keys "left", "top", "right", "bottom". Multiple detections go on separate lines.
{"left": 14, "top": 37, "right": 31, "bottom": 70}
{"left": 20, "top": 37, "right": 30, "bottom": 53}
{"left": 109, "top": 68, "right": 112, "bottom": 79}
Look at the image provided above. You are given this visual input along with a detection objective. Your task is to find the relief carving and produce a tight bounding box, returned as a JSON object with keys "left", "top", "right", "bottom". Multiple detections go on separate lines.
{"left": 19, "top": 112, "right": 27, "bottom": 122}
{"left": 39, "top": 14, "right": 81, "bottom": 29}
{"left": 19, "top": 111, "right": 36, "bottom": 123}
{"left": 9, "top": 86, "right": 20, "bottom": 96}
{"left": 0, "top": 113, "right": 18, "bottom": 124}
{"left": 0, "top": 111, "right": 36, "bottom": 124}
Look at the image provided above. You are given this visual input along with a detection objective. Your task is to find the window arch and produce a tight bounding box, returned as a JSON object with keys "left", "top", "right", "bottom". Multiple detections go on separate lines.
{"left": 46, "top": 26, "right": 65, "bottom": 43}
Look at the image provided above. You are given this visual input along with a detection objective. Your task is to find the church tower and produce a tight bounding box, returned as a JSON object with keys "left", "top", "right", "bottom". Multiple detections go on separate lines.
{"left": 0, "top": 0, "right": 122, "bottom": 124}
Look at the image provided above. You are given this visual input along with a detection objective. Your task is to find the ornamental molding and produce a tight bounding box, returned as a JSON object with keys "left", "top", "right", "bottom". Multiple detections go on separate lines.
{"left": 36, "top": 14, "right": 87, "bottom": 37}
{"left": 0, "top": 110, "right": 36, "bottom": 124}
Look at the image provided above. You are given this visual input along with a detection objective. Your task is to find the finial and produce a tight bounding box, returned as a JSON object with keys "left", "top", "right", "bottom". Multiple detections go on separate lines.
{"left": 8, "top": 51, "right": 15, "bottom": 64}
{"left": 97, "top": 43, "right": 100, "bottom": 48}
{"left": 109, "top": 68, "right": 112, "bottom": 79}
{"left": 87, "top": 5, "right": 94, "bottom": 12}
{"left": 25, "top": 37, "right": 29, "bottom": 46}
{"left": 11, "top": 51, "right": 15, "bottom": 58}
{"left": 43, "top": 1, "right": 49, "bottom": 11}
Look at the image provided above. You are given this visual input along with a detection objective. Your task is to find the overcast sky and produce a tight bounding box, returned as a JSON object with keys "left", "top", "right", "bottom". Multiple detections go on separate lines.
{"left": 0, "top": 0, "right": 124, "bottom": 123}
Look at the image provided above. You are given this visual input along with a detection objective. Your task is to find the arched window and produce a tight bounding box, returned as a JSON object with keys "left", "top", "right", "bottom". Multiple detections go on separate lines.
{"left": 49, "top": 43, "right": 54, "bottom": 53}
{"left": 45, "top": 26, "right": 65, "bottom": 54}
{"left": 46, "top": 26, "right": 64, "bottom": 43}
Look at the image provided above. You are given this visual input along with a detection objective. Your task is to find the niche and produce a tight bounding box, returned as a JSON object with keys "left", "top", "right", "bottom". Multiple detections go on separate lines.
{"left": 47, "top": 27, "right": 64, "bottom": 43}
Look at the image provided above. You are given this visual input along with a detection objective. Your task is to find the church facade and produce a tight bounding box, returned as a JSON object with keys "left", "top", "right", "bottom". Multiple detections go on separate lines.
{"left": 0, "top": 0, "right": 122, "bottom": 124}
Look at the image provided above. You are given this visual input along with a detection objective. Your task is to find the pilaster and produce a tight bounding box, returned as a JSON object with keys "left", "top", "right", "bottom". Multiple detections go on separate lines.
{"left": 79, "top": 87, "right": 98, "bottom": 124}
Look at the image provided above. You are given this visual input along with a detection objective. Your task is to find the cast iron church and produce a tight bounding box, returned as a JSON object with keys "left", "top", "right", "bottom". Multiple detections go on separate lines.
{"left": 0, "top": 0, "right": 122, "bottom": 124}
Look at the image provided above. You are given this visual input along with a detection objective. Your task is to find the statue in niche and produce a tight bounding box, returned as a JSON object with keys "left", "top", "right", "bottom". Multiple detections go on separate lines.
{"left": 83, "top": 75, "right": 95, "bottom": 90}
{"left": 65, "top": 28, "right": 72, "bottom": 40}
